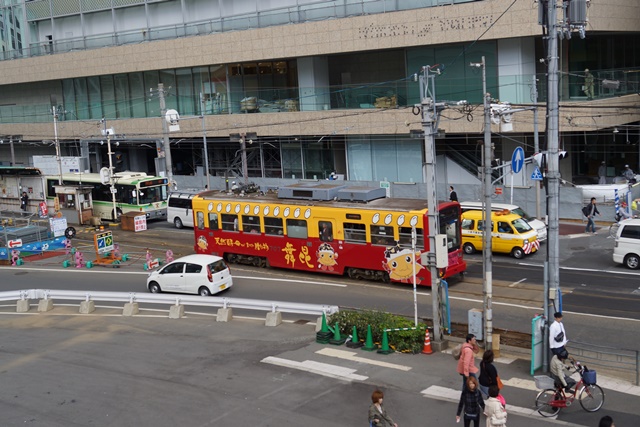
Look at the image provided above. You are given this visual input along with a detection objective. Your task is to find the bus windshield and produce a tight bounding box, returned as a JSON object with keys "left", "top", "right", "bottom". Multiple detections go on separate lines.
{"left": 139, "top": 185, "right": 168, "bottom": 204}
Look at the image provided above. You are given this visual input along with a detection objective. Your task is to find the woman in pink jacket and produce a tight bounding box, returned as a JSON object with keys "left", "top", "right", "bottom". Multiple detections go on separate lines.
{"left": 457, "top": 334, "right": 480, "bottom": 390}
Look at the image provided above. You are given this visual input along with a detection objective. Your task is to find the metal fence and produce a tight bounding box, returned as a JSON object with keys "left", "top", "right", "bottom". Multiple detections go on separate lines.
{"left": 0, "top": 289, "right": 340, "bottom": 318}
{"left": 567, "top": 340, "right": 640, "bottom": 386}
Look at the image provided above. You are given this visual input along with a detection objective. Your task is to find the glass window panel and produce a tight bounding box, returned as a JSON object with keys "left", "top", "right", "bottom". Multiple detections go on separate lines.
{"left": 129, "top": 72, "right": 146, "bottom": 118}
{"left": 286, "top": 219, "right": 307, "bottom": 239}
{"left": 372, "top": 137, "right": 397, "bottom": 181}
{"left": 264, "top": 217, "right": 284, "bottom": 236}
{"left": 62, "top": 79, "right": 76, "bottom": 121}
{"left": 346, "top": 136, "right": 372, "bottom": 181}
{"left": 176, "top": 68, "right": 195, "bottom": 115}
{"left": 399, "top": 227, "right": 424, "bottom": 248}
{"left": 208, "top": 212, "right": 218, "bottom": 230}
{"left": 114, "top": 73, "right": 131, "bottom": 119}
{"left": 73, "top": 78, "right": 89, "bottom": 119}
{"left": 87, "top": 76, "right": 102, "bottom": 119}
{"left": 144, "top": 71, "right": 160, "bottom": 116}
{"left": 242, "top": 215, "right": 260, "bottom": 233}
{"left": 396, "top": 138, "right": 422, "bottom": 182}
{"left": 210, "top": 65, "right": 228, "bottom": 114}
{"left": 159, "top": 69, "right": 178, "bottom": 111}
{"left": 221, "top": 214, "right": 238, "bottom": 231}
{"left": 281, "top": 140, "right": 302, "bottom": 178}
{"left": 343, "top": 222, "right": 366, "bottom": 243}
{"left": 370, "top": 225, "right": 395, "bottom": 246}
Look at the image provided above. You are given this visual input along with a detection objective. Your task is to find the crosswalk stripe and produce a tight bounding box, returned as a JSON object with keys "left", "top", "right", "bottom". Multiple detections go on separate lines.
{"left": 315, "top": 348, "right": 413, "bottom": 371}
{"left": 261, "top": 356, "right": 368, "bottom": 382}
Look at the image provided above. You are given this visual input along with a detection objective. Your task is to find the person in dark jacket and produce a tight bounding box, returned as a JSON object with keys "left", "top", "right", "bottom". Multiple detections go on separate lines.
{"left": 584, "top": 197, "right": 600, "bottom": 233}
{"left": 456, "top": 376, "right": 485, "bottom": 427}
{"left": 478, "top": 350, "right": 499, "bottom": 397}
{"left": 20, "top": 191, "right": 29, "bottom": 211}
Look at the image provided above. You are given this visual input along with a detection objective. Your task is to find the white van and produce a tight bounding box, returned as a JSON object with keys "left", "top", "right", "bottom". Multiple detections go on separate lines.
{"left": 460, "top": 201, "right": 547, "bottom": 242}
{"left": 167, "top": 191, "right": 200, "bottom": 228}
{"left": 613, "top": 218, "right": 640, "bottom": 269}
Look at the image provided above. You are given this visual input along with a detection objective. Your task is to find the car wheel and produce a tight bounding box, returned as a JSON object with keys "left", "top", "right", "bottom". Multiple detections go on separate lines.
{"left": 463, "top": 243, "right": 475, "bottom": 255}
{"left": 148, "top": 282, "right": 162, "bottom": 293}
{"left": 174, "top": 217, "right": 183, "bottom": 229}
{"left": 512, "top": 247, "right": 525, "bottom": 259}
{"left": 624, "top": 254, "right": 640, "bottom": 269}
{"left": 198, "top": 287, "right": 212, "bottom": 296}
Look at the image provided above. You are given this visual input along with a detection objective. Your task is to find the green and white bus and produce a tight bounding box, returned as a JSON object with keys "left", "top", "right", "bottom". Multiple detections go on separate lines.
{"left": 45, "top": 172, "right": 169, "bottom": 221}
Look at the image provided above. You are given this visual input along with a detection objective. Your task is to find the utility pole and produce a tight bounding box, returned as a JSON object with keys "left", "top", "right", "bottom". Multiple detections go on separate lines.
{"left": 158, "top": 83, "right": 174, "bottom": 186}
{"left": 102, "top": 119, "right": 118, "bottom": 221}
{"left": 532, "top": 75, "right": 542, "bottom": 221}
{"left": 200, "top": 93, "right": 211, "bottom": 190}
{"left": 51, "top": 101, "right": 63, "bottom": 185}
{"left": 418, "top": 65, "right": 443, "bottom": 344}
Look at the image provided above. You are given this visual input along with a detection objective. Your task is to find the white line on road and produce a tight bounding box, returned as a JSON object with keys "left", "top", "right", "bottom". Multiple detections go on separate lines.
{"left": 509, "top": 278, "right": 527, "bottom": 287}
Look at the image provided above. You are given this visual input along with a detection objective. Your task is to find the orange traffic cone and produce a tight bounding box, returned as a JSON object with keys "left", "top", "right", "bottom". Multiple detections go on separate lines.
{"left": 422, "top": 328, "right": 433, "bottom": 354}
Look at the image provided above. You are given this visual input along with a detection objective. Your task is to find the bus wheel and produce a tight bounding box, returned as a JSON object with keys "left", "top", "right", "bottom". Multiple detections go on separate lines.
{"left": 382, "top": 272, "right": 391, "bottom": 283}
{"left": 112, "top": 208, "right": 122, "bottom": 222}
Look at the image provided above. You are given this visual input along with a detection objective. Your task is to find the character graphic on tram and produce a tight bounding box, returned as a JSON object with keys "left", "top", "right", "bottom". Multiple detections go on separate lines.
{"left": 316, "top": 243, "right": 339, "bottom": 272}
{"left": 382, "top": 244, "right": 424, "bottom": 283}
{"left": 197, "top": 236, "right": 209, "bottom": 251}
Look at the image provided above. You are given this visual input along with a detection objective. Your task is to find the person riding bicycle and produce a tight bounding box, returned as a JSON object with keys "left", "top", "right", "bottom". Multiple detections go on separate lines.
{"left": 550, "top": 349, "right": 576, "bottom": 393}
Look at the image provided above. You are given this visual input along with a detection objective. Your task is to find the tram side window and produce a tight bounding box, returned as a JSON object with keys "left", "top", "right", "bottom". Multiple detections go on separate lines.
{"left": 370, "top": 225, "right": 395, "bottom": 246}
{"left": 399, "top": 227, "right": 424, "bottom": 247}
{"left": 197, "top": 211, "right": 205, "bottom": 230}
{"left": 208, "top": 213, "right": 219, "bottom": 230}
{"left": 344, "top": 222, "right": 366, "bottom": 243}
{"left": 319, "top": 221, "right": 333, "bottom": 242}
{"left": 286, "top": 219, "right": 308, "bottom": 239}
{"left": 221, "top": 214, "right": 238, "bottom": 231}
{"left": 265, "top": 217, "right": 284, "bottom": 236}
{"left": 242, "top": 215, "right": 261, "bottom": 234}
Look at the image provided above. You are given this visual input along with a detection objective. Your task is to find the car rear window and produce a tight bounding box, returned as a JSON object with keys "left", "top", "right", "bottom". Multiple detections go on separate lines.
{"left": 209, "top": 260, "right": 228, "bottom": 273}
{"left": 620, "top": 225, "right": 640, "bottom": 239}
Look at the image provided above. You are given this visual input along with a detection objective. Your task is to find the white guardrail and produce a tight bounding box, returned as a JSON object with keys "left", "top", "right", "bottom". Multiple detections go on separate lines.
{"left": 0, "top": 289, "right": 339, "bottom": 317}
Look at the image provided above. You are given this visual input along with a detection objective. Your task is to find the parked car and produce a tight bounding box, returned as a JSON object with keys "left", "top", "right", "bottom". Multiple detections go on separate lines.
{"left": 613, "top": 218, "right": 640, "bottom": 269}
{"left": 460, "top": 201, "right": 547, "bottom": 241}
{"left": 146, "top": 254, "right": 233, "bottom": 296}
{"left": 461, "top": 210, "right": 539, "bottom": 259}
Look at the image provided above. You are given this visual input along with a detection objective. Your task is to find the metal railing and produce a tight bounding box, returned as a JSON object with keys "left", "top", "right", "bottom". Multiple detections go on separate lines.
{"left": 0, "top": 289, "right": 340, "bottom": 317}
{"left": 567, "top": 340, "right": 640, "bottom": 386}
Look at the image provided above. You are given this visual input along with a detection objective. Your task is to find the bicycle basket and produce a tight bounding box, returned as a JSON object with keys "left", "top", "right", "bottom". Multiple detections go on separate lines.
{"left": 534, "top": 375, "right": 556, "bottom": 389}
{"left": 582, "top": 369, "right": 597, "bottom": 385}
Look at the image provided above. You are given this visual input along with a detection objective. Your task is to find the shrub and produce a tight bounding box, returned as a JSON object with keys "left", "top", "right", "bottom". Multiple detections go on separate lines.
{"left": 328, "top": 309, "right": 427, "bottom": 354}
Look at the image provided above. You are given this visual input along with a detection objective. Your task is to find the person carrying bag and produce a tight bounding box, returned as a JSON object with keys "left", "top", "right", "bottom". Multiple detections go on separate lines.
{"left": 484, "top": 385, "right": 507, "bottom": 426}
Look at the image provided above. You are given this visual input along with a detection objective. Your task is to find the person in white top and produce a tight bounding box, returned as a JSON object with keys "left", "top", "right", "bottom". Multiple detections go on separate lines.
{"left": 549, "top": 312, "right": 568, "bottom": 356}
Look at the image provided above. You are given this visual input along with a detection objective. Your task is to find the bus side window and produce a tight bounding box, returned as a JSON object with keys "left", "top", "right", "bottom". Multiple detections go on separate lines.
{"left": 286, "top": 219, "right": 308, "bottom": 239}
{"left": 399, "top": 227, "right": 424, "bottom": 247}
{"left": 221, "top": 214, "right": 238, "bottom": 231}
{"left": 370, "top": 225, "right": 395, "bottom": 246}
{"left": 343, "top": 222, "right": 366, "bottom": 243}
{"left": 196, "top": 211, "right": 205, "bottom": 230}
{"left": 208, "top": 213, "right": 219, "bottom": 230}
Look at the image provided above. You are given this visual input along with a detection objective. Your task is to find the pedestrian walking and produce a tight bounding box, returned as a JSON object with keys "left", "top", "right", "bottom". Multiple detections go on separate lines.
{"left": 449, "top": 186, "right": 458, "bottom": 202}
{"left": 457, "top": 334, "right": 480, "bottom": 390}
{"left": 583, "top": 69, "right": 595, "bottom": 100}
{"left": 20, "top": 191, "right": 29, "bottom": 212}
{"left": 598, "top": 415, "right": 615, "bottom": 427}
{"left": 368, "top": 389, "right": 397, "bottom": 427}
{"left": 456, "top": 376, "right": 485, "bottom": 426}
{"left": 484, "top": 385, "right": 507, "bottom": 426}
{"left": 479, "top": 350, "right": 500, "bottom": 397}
{"left": 583, "top": 197, "right": 600, "bottom": 234}
{"left": 623, "top": 164, "right": 636, "bottom": 184}
{"left": 549, "top": 311, "right": 568, "bottom": 356}
{"left": 598, "top": 161, "right": 606, "bottom": 184}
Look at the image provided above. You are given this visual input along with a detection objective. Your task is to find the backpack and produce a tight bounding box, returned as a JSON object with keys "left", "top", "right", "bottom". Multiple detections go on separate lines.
{"left": 582, "top": 205, "right": 590, "bottom": 217}
{"left": 452, "top": 343, "right": 463, "bottom": 360}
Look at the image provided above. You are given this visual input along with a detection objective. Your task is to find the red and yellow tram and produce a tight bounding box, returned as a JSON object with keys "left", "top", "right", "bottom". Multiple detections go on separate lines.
{"left": 191, "top": 184, "right": 466, "bottom": 285}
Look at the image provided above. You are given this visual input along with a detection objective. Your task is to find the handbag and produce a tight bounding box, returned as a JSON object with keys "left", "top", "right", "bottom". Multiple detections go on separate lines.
{"left": 490, "top": 414, "right": 507, "bottom": 426}
{"left": 554, "top": 331, "right": 565, "bottom": 342}
{"left": 496, "top": 375, "right": 504, "bottom": 389}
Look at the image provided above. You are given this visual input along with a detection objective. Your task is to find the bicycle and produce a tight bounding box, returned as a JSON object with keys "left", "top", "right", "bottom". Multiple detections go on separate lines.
{"left": 534, "top": 360, "right": 605, "bottom": 417}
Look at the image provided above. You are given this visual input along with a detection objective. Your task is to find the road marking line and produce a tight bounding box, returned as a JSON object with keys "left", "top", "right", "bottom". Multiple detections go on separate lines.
{"left": 261, "top": 356, "right": 368, "bottom": 382}
{"left": 509, "top": 278, "right": 527, "bottom": 287}
{"left": 315, "top": 348, "right": 412, "bottom": 371}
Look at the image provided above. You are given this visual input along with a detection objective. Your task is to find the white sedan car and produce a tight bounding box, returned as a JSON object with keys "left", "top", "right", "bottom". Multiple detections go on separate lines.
{"left": 147, "top": 254, "right": 233, "bottom": 296}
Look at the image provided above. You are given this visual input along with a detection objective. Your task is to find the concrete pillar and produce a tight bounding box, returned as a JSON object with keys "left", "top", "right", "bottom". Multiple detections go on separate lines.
{"left": 315, "top": 316, "right": 323, "bottom": 332}
{"left": 216, "top": 307, "right": 233, "bottom": 322}
{"left": 169, "top": 304, "right": 184, "bottom": 319}
{"left": 16, "top": 299, "right": 31, "bottom": 313}
{"left": 79, "top": 300, "right": 95, "bottom": 314}
{"left": 492, "top": 333, "right": 501, "bottom": 358}
{"left": 265, "top": 311, "right": 282, "bottom": 327}
{"left": 38, "top": 299, "right": 53, "bottom": 312}
{"left": 123, "top": 302, "right": 139, "bottom": 316}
